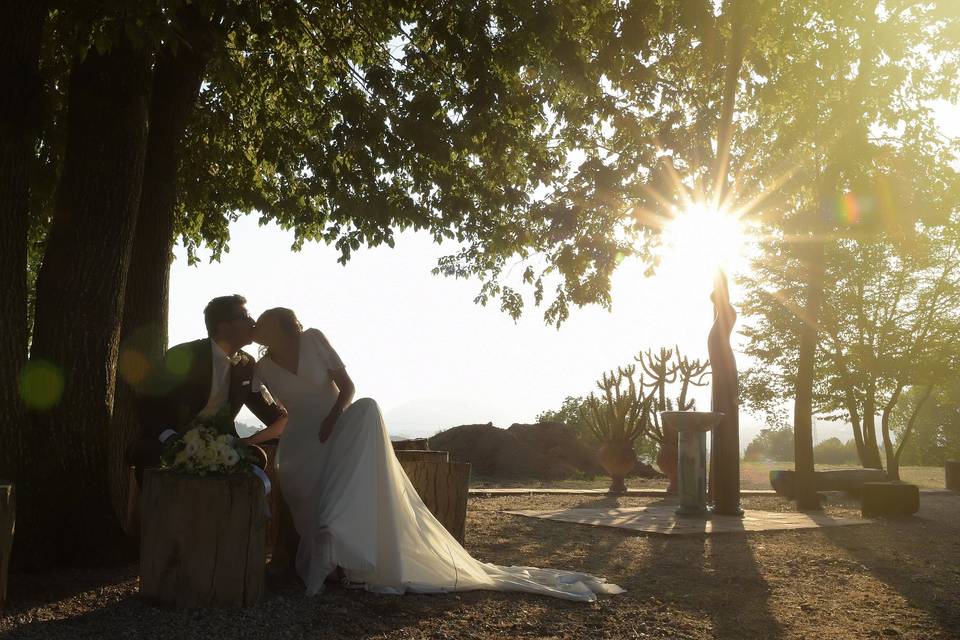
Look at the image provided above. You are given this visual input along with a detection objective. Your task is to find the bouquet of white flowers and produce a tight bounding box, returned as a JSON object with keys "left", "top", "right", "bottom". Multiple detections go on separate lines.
{"left": 160, "top": 409, "right": 258, "bottom": 476}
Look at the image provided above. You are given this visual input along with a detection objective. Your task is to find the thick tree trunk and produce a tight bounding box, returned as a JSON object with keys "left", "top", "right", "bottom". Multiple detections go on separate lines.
{"left": 861, "top": 390, "right": 884, "bottom": 469}
{"left": 23, "top": 37, "right": 151, "bottom": 565}
{"left": 0, "top": 1, "right": 44, "bottom": 482}
{"left": 111, "top": 13, "right": 216, "bottom": 524}
{"left": 793, "top": 239, "right": 825, "bottom": 510}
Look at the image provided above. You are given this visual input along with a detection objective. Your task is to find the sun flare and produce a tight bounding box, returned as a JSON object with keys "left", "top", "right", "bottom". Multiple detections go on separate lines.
{"left": 657, "top": 203, "right": 751, "bottom": 285}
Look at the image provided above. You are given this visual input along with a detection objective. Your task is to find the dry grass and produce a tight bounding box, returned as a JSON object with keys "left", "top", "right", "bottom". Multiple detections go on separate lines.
{"left": 2, "top": 490, "right": 959, "bottom": 639}
{"left": 473, "top": 463, "right": 950, "bottom": 491}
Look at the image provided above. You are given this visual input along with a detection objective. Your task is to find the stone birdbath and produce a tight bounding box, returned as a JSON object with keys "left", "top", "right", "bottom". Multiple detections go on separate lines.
{"left": 660, "top": 411, "right": 724, "bottom": 516}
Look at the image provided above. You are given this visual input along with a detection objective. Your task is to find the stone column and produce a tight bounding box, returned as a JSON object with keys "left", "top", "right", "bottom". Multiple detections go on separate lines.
{"left": 662, "top": 412, "right": 724, "bottom": 517}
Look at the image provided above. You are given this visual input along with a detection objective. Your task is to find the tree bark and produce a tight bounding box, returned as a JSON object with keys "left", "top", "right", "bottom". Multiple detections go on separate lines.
{"left": 861, "top": 386, "right": 884, "bottom": 469}
{"left": 890, "top": 386, "right": 934, "bottom": 482}
{"left": 0, "top": 0, "right": 45, "bottom": 483}
{"left": 23, "top": 36, "right": 151, "bottom": 565}
{"left": 793, "top": 238, "right": 825, "bottom": 510}
{"left": 111, "top": 9, "right": 217, "bottom": 524}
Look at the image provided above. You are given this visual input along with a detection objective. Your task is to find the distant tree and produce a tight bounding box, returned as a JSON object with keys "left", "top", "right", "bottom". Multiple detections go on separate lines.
{"left": 812, "top": 438, "right": 859, "bottom": 466}
{"left": 743, "top": 428, "right": 794, "bottom": 463}
{"left": 742, "top": 228, "right": 960, "bottom": 480}
{"left": 893, "top": 381, "right": 960, "bottom": 467}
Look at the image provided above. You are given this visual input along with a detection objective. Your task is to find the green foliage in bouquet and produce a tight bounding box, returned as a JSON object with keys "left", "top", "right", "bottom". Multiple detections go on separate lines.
{"left": 160, "top": 407, "right": 257, "bottom": 476}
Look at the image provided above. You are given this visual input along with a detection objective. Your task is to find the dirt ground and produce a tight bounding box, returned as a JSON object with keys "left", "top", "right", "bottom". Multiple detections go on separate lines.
{"left": 2, "top": 491, "right": 958, "bottom": 640}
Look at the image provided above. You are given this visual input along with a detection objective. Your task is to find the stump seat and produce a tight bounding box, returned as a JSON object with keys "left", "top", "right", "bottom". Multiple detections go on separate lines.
{"left": 860, "top": 482, "right": 919, "bottom": 518}
{"left": 395, "top": 450, "right": 470, "bottom": 544}
{"left": 140, "top": 470, "right": 267, "bottom": 608}
{"left": 946, "top": 461, "right": 960, "bottom": 491}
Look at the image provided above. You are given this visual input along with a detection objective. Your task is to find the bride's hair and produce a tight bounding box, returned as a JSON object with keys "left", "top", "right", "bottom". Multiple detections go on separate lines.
{"left": 259, "top": 307, "right": 303, "bottom": 359}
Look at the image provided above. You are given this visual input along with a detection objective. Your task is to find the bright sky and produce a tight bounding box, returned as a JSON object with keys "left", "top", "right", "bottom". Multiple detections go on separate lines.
{"left": 169, "top": 215, "right": 740, "bottom": 439}
{"left": 169, "top": 101, "right": 960, "bottom": 448}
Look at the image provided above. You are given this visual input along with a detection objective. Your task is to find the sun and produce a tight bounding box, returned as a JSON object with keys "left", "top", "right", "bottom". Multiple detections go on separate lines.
{"left": 657, "top": 203, "right": 750, "bottom": 285}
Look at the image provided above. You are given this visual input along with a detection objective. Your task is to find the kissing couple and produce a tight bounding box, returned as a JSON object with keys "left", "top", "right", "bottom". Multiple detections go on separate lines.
{"left": 132, "top": 294, "right": 623, "bottom": 601}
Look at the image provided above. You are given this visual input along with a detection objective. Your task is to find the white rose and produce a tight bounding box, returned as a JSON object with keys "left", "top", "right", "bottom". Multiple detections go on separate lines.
{"left": 223, "top": 449, "right": 240, "bottom": 466}
{"left": 185, "top": 441, "right": 200, "bottom": 456}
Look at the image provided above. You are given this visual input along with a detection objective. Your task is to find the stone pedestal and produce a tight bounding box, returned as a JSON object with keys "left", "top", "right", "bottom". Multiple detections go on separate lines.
{"left": 661, "top": 412, "right": 724, "bottom": 517}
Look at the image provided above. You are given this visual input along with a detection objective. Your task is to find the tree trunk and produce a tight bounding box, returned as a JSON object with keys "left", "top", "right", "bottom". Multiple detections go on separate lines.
{"left": 0, "top": 0, "right": 44, "bottom": 483}
{"left": 22, "top": 37, "right": 151, "bottom": 565}
{"left": 861, "top": 389, "right": 884, "bottom": 469}
{"left": 793, "top": 238, "right": 825, "bottom": 510}
{"left": 111, "top": 10, "right": 217, "bottom": 524}
{"left": 891, "top": 386, "right": 934, "bottom": 482}
{"left": 0, "top": 482, "right": 14, "bottom": 608}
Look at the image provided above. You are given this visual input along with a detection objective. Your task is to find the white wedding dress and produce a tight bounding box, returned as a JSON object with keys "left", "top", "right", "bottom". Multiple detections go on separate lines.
{"left": 255, "top": 328, "right": 624, "bottom": 601}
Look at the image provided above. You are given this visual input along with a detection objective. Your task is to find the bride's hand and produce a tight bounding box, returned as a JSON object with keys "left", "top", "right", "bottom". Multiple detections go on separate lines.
{"left": 318, "top": 412, "right": 339, "bottom": 443}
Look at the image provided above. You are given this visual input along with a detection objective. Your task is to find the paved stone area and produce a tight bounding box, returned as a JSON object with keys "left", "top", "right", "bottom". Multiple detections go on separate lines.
{"left": 471, "top": 487, "right": 777, "bottom": 497}
{"left": 505, "top": 504, "right": 873, "bottom": 535}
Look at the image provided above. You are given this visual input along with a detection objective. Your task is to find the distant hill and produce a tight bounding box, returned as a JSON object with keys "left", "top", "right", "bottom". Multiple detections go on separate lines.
{"left": 426, "top": 422, "right": 661, "bottom": 480}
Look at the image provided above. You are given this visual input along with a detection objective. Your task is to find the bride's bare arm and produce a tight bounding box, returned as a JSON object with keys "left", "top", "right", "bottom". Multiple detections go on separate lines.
{"left": 243, "top": 414, "right": 288, "bottom": 446}
{"left": 319, "top": 368, "right": 355, "bottom": 442}
{"left": 330, "top": 368, "right": 355, "bottom": 414}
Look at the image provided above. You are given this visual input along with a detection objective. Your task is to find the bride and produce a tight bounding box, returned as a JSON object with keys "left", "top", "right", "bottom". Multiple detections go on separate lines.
{"left": 243, "top": 307, "right": 624, "bottom": 602}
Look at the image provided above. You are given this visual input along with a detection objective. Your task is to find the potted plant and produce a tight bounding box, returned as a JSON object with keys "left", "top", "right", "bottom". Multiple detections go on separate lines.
{"left": 581, "top": 365, "right": 653, "bottom": 494}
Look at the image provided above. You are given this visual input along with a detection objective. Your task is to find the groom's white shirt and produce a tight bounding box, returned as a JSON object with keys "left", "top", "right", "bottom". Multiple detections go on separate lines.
{"left": 158, "top": 338, "right": 233, "bottom": 444}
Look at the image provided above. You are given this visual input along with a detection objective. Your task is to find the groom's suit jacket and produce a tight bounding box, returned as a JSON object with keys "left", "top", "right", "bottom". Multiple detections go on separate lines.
{"left": 130, "top": 338, "right": 286, "bottom": 478}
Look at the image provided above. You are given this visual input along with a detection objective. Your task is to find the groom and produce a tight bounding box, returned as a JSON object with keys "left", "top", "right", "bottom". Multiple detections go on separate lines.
{"left": 129, "top": 294, "right": 287, "bottom": 481}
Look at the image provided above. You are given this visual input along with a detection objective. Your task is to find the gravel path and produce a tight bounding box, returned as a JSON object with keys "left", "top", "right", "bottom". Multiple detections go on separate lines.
{"left": 2, "top": 492, "right": 959, "bottom": 639}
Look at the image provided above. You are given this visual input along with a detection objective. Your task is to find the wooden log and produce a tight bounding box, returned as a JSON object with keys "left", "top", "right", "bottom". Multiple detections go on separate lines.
{"left": 395, "top": 450, "right": 449, "bottom": 463}
{"left": 140, "top": 470, "right": 267, "bottom": 608}
{"left": 861, "top": 482, "right": 919, "bottom": 518}
{"left": 0, "top": 482, "right": 13, "bottom": 609}
{"left": 260, "top": 444, "right": 280, "bottom": 557}
{"left": 946, "top": 460, "right": 960, "bottom": 491}
{"left": 391, "top": 438, "right": 430, "bottom": 451}
{"left": 398, "top": 460, "right": 470, "bottom": 544}
{"left": 124, "top": 466, "right": 141, "bottom": 537}
{"left": 770, "top": 468, "right": 888, "bottom": 498}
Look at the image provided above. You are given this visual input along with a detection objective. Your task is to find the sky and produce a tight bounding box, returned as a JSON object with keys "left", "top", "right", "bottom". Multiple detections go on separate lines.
{"left": 168, "top": 101, "right": 960, "bottom": 449}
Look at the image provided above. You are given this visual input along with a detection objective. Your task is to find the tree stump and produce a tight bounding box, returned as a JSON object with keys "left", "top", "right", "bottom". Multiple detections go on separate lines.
{"left": 395, "top": 450, "right": 449, "bottom": 463}
{"left": 391, "top": 438, "right": 430, "bottom": 451}
{"left": 946, "top": 461, "right": 960, "bottom": 491}
{"left": 861, "top": 482, "right": 919, "bottom": 518}
{"left": 0, "top": 482, "right": 13, "bottom": 609}
{"left": 397, "top": 458, "right": 470, "bottom": 544}
{"left": 140, "top": 470, "right": 267, "bottom": 608}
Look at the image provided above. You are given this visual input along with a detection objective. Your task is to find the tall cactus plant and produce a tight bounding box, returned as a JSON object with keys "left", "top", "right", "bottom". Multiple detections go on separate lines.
{"left": 637, "top": 346, "right": 710, "bottom": 442}
{"left": 580, "top": 364, "right": 653, "bottom": 444}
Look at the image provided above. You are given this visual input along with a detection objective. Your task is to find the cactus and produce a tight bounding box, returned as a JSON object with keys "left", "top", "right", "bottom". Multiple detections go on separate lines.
{"left": 579, "top": 364, "right": 653, "bottom": 444}
{"left": 636, "top": 346, "right": 710, "bottom": 443}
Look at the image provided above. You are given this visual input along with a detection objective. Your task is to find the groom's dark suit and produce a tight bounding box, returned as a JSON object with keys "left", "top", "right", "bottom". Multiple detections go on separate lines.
{"left": 129, "top": 338, "right": 286, "bottom": 480}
